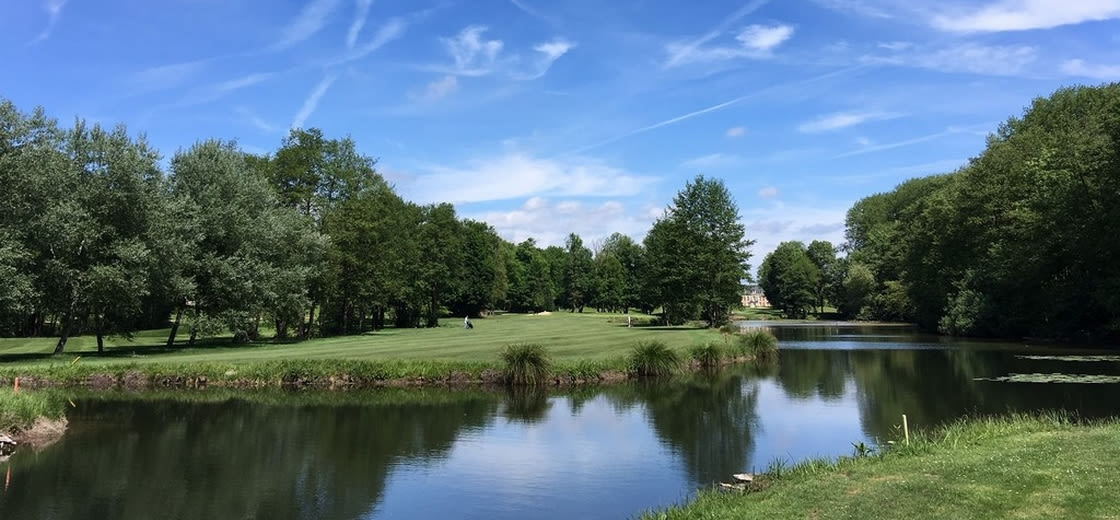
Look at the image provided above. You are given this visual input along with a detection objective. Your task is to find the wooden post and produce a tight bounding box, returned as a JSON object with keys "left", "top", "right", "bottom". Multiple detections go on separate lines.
{"left": 902, "top": 414, "right": 910, "bottom": 445}
{"left": 12, "top": 377, "right": 17, "bottom": 394}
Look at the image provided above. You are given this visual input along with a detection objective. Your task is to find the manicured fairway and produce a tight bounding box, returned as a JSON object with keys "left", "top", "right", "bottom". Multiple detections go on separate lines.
{"left": 0, "top": 312, "right": 727, "bottom": 367}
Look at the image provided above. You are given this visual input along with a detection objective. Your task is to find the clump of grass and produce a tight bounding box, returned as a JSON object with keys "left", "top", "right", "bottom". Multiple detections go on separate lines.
{"left": 737, "top": 329, "right": 779, "bottom": 358}
{"left": 500, "top": 343, "right": 552, "bottom": 385}
{"left": 0, "top": 389, "right": 66, "bottom": 432}
{"left": 689, "top": 342, "right": 726, "bottom": 368}
{"left": 628, "top": 340, "right": 680, "bottom": 377}
{"left": 719, "top": 323, "right": 740, "bottom": 335}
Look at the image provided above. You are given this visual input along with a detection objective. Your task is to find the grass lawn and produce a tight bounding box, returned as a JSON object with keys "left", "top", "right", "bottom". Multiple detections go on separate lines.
{"left": 643, "top": 414, "right": 1120, "bottom": 520}
{"left": 0, "top": 311, "right": 727, "bottom": 368}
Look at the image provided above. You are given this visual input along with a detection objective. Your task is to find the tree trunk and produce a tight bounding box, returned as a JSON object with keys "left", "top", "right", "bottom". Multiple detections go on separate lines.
{"left": 96, "top": 332, "right": 105, "bottom": 354}
{"left": 304, "top": 302, "right": 317, "bottom": 339}
{"left": 53, "top": 300, "right": 76, "bottom": 355}
{"left": 167, "top": 307, "right": 183, "bottom": 347}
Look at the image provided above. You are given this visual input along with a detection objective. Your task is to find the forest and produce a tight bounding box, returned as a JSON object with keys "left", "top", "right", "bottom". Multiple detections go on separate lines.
{"left": 758, "top": 84, "right": 1120, "bottom": 344}
{"left": 0, "top": 99, "right": 751, "bottom": 352}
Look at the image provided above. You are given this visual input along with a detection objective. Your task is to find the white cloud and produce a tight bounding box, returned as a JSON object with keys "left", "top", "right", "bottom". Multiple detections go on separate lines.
{"left": 681, "top": 153, "right": 745, "bottom": 170}
{"left": 736, "top": 24, "right": 795, "bottom": 53}
{"left": 466, "top": 198, "right": 655, "bottom": 248}
{"left": 508, "top": 0, "right": 557, "bottom": 24}
{"left": 334, "top": 18, "right": 407, "bottom": 65}
{"left": 834, "top": 124, "right": 990, "bottom": 158}
{"left": 757, "top": 186, "right": 779, "bottom": 198}
{"left": 292, "top": 74, "right": 338, "bottom": 128}
{"left": 431, "top": 26, "right": 572, "bottom": 80}
{"left": 442, "top": 25, "right": 505, "bottom": 76}
{"left": 743, "top": 205, "right": 848, "bottom": 270}
{"left": 865, "top": 42, "right": 1037, "bottom": 76}
{"left": 1061, "top": 59, "right": 1120, "bottom": 80}
{"left": 855, "top": 136, "right": 873, "bottom": 147}
{"left": 273, "top": 0, "right": 342, "bottom": 50}
{"left": 410, "top": 75, "right": 459, "bottom": 101}
{"left": 932, "top": 0, "right": 1120, "bottom": 32}
{"left": 877, "top": 41, "right": 912, "bottom": 51}
{"left": 346, "top": 0, "right": 374, "bottom": 49}
{"left": 29, "top": 0, "right": 68, "bottom": 45}
{"left": 798, "top": 110, "right": 902, "bottom": 133}
{"left": 168, "top": 72, "right": 274, "bottom": 107}
{"left": 399, "top": 152, "right": 658, "bottom": 205}
{"left": 726, "top": 126, "right": 746, "bottom": 138}
{"left": 128, "top": 60, "right": 208, "bottom": 94}
{"left": 235, "top": 106, "right": 277, "bottom": 134}
{"left": 665, "top": 23, "right": 795, "bottom": 66}
{"left": 663, "top": 0, "right": 772, "bottom": 68}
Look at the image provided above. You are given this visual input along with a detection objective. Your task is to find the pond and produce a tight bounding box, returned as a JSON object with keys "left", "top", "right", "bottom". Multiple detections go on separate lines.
{"left": 2, "top": 323, "right": 1119, "bottom": 519}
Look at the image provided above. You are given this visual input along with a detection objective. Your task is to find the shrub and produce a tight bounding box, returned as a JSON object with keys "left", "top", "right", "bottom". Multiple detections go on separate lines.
{"left": 628, "top": 340, "right": 680, "bottom": 377}
{"left": 738, "top": 329, "right": 779, "bottom": 358}
{"left": 689, "top": 342, "right": 726, "bottom": 368}
{"left": 501, "top": 343, "right": 552, "bottom": 385}
{"left": 719, "top": 323, "right": 740, "bottom": 335}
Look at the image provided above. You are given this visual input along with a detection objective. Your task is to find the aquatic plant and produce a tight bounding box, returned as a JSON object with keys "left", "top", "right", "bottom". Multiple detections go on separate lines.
{"left": 500, "top": 343, "right": 552, "bottom": 386}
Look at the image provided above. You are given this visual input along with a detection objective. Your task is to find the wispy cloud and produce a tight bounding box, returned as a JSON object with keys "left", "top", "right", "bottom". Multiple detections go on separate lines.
{"left": 681, "top": 153, "right": 746, "bottom": 170}
{"left": 346, "top": 0, "right": 374, "bottom": 49}
{"left": 932, "top": 0, "right": 1120, "bottom": 32}
{"left": 292, "top": 74, "right": 339, "bottom": 129}
{"left": 798, "top": 110, "right": 903, "bottom": 133}
{"left": 333, "top": 17, "right": 407, "bottom": 65}
{"left": 1061, "top": 59, "right": 1120, "bottom": 80}
{"left": 758, "top": 186, "right": 779, "bottom": 198}
{"left": 664, "top": 0, "right": 772, "bottom": 68}
{"left": 571, "top": 66, "right": 865, "bottom": 154}
{"left": 235, "top": 106, "right": 278, "bottom": 134}
{"left": 811, "top": 0, "right": 892, "bottom": 18}
{"left": 835, "top": 124, "right": 988, "bottom": 158}
{"left": 409, "top": 75, "right": 459, "bottom": 101}
{"left": 401, "top": 152, "right": 658, "bottom": 204}
{"left": 466, "top": 197, "right": 655, "bottom": 248}
{"left": 169, "top": 72, "right": 274, "bottom": 107}
{"left": 665, "top": 23, "right": 794, "bottom": 67}
{"left": 863, "top": 42, "right": 1037, "bottom": 76}
{"left": 726, "top": 126, "right": 747, "bottom": 138}
{"left": 428, "top": 26, "right": 573, "bottom": 80}
{"left": 273, "top": 0, "right": 342, "bottom": 51}
{"left": 127, "top": 60, "right": 209, "bottom": 94}
{"left": 29, "top": 0, "right": 68, "bottom": 45}
{"left": 508, "top": 0, "right": 557, "bottom": 25}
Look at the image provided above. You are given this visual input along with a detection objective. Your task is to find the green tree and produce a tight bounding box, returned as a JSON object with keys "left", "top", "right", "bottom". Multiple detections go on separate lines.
{"left": 758, "top": 241, "right": 819, "bottom": 319}
{"left": 562, "top": 233, "right": 594, "bottom": 312}
{"left": 599, "top": 233, "right": 645, "bottom": 312}
{"left": 806, "top": 240, "right": 837, "bottom": 313}
{"left": 644, "top": 176, "right": 753, "bottom": 326}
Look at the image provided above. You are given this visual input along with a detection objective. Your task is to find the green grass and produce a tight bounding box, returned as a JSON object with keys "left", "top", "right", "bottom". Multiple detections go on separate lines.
{"left": 0, "top": 312, "right": 744, "bottom": 387}
{"left": 737, "top": 330, "right": 778, "bottom": 358}
{"left": 0, "top": 312, "right": 719, "bottom": 366}
{"left": 689, "top": 342, "right": 726, "bottom": 368}
{"left": 642, "top": 413, "right": 1120, "bottom": 520}
{"left": 0, "top": 389, "right": 66, "bottom": 432}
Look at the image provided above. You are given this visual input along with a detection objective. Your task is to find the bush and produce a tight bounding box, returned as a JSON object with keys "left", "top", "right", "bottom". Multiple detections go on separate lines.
{"left": 689, "top": 342, "right": 726, "bottom": 368}
{"left": 719, "top": 323, "right": 740, "bottom": 335}
{"left": 738, "top": 329, "right": 779, "bottom": 358}
{"left": 501, "top": 343, "right": 552, "bottom": 385}
{"left": 628, "top": 340, "right": 680, "bottom": 377}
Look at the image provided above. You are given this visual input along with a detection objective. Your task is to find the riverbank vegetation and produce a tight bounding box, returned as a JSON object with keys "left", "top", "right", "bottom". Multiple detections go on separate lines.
{"left": 756, "top": 84, "right": 1120, "bottom": 344}
{"left": 643, "top": 413, "right": 1120, "bottom": 519}
{"left": 0, "top": 389, "right": 65, "bottom": 433}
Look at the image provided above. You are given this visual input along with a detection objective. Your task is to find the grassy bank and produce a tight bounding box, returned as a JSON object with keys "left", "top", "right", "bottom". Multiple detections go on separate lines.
{"left": 642, "top": 413, "right": 1120, "bottom": 519}
{"left": 0, "top": 313, "right": 778, "bottom": 389}
{"left": 0, "top": 389, "right": 66, "bottom": 433}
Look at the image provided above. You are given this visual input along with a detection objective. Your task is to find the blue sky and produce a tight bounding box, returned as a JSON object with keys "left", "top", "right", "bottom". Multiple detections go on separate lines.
{"left": 4, "top": 0, "right": 1119, "bottom": 264}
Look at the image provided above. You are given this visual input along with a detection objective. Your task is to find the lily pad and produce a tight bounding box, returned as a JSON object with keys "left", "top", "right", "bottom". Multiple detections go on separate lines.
{"left": 976, "top": 373, "right": 1120, "bottom": 384}
{"left": 1016, "top": 355, "right": 1120, "bottom": 362}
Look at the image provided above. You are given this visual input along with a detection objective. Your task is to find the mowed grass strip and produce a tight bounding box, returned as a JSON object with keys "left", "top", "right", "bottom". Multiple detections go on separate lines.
{"left": 642, "top": 414, "right": 1120, "bottom": 520}
{"left": 0, "top": 312, "right": 725, "bottom": 367}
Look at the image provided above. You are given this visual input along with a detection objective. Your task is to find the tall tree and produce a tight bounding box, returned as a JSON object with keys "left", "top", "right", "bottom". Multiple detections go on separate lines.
{"left": 599, "top": 233, "right": 644, "bottom": 312}
{"left": 806, "top": 240, "right": 837, "bottom": 313}
{"left": 758, "top": 242, "right": 819, "bottom": 319}
{"left": 644, "top": 175, "right": 753, "bottom": 326}
{"left": 562, "top": 233, "right": 594, "bottom": 312}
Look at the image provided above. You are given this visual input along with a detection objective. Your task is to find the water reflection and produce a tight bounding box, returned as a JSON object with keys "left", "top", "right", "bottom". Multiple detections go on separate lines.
{"left": 3, "top": 324, "right": 1120, "bottom": 520}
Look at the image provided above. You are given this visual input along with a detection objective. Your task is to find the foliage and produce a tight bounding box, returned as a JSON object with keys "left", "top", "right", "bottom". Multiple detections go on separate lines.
{"left": 628, "top": 340, "right": 681, "bottom": 377}
{"left": 500, "top": 343, "right": 553, "bottom": 385}
{"left": 643, "top": 176, "right": 753, "bottom": 326}
{"left": 758, "top": 242, "right": 819, "bottom": 319}
{"left": 0, "top": 389, "right": 66, "bottom": 431}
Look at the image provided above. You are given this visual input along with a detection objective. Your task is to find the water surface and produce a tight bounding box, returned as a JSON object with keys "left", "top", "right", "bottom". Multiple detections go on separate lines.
{"left": 2, "top": 324, "right": 1118, "bottom": 519}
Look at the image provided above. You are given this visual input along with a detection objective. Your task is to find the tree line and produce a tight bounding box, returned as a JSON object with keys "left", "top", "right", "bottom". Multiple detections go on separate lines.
{"left": 757, "top": 83, "right": 1120, "bottom": 343}
{"left": 0, "top": 98, "right": 753, "bottom": 352}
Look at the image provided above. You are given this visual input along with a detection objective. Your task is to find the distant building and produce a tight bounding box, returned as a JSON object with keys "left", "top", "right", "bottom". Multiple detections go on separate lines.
{"left": 741, "top": 285, "right": 770, "bottom": 308}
